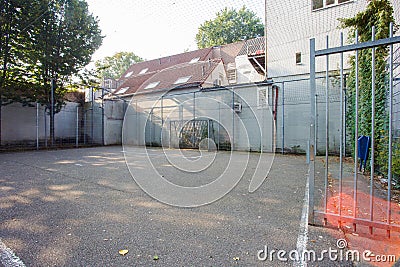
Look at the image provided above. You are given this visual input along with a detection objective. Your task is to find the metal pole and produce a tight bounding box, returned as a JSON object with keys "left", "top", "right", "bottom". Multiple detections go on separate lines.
{"left": 84, "top": 111, "right": 86, "bottom": 144}
{"left": 44, "top": 108, "right": 47, "bottom": 147}
{"left": 264, "top": 0, "right": 268, "bottom": 80}
{"left": 76, "top": 106, "right": 79, "bottom": 148}
{"left": 324, "top": 36, "right": 329, "bottom": 215}
{"left": 208, "top": 119, "right": 210, "bottom": 150}
{"left": 161, "top": 96, "right": 164, "bottom": 147}
{"left": 193, "top": 92, "right": 196, "bottom": 148}
{"left": 387, "top": 22, "right": 394, "bottom": 238}
{"left": 102, "top": 87, "right": 104, "bottom": 146}
{"left": 353, "top": 30, "right": 359, "bottom": 227}
{"left": 169, "top": 121, "right": 172, "bottom": 149}
{"left": 309, "top": 38, "right": 317, "bottom": 224}
{"left": 282, "top": 82, "right": 285, "bottom": 154}
{"left": 50, "top": 78, "right": 55, "bottom": 146}
{"left": 91, "top": 87, "right": 94, "bottom": 144}
{"left": 218, "top": 102, "right": 221, "bottom": 150}
{"left": 136, "top": 100, "right": 139, "bottom": 146}
{"left": 315, "top": 92, "right": 318, "bottom": 155}
{"left": 36, "top": 103, "right": 39, "bottom": 150}
{"left": 232, "top": 90, "right": 235, "bottom": 151}
{"left": 339, "top": 32, "right": 344, "bottom": 225}
{"left": 370, "top": 26, "right": 376, "bottom": 234}
{"left": 343, "top": 75, "right": 347, "bottom": 157}
{"left": 161, "top": 95, "right": 164, "bottom": 127}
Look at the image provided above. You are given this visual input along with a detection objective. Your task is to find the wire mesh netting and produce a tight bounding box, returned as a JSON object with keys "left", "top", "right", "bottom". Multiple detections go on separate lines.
{"left": 0, "top": 100, "right": 104, "bottom": 151}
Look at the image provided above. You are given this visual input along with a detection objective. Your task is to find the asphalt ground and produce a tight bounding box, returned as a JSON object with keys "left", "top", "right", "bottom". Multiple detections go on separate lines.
{"left": 0, "top": 146, "right": 358, "bottom": 266}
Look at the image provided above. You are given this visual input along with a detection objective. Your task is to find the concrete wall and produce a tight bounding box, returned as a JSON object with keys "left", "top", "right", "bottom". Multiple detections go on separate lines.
{"left": 1, "top": 102, "right": 80, "bottom": 145}
{"left": 103, "top": 100, "right": 126, "bottom": 145}
{"left": 274, "top": 78, "right": 342, "bottom": 154}
{"left": 121, "top": 85, "right": 284, "bottom": 153}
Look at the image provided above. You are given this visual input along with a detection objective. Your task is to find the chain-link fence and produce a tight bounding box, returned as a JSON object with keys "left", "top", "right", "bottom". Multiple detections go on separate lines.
{"left": 274, "top": 76, "right": 343, "bottom": 155}
{"left": 0, "top": 100, "right": 104, "bottom": 151}
{"left": 123, "top": 83, "right": 276, "bottom": 153}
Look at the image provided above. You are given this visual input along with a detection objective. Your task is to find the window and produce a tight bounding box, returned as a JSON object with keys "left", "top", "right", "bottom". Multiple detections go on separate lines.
{"left": 312, "top": 0, "right": 351, "bottom": 10}
{"left": 144, "top": 81, "right": 160, "bottom": 89}
{"left": 296, "top": 52, "right": 302, "bottom": 65}
{"left": 257, "top": 88, "right": 268, "bottom": 109}
{"left": 117, "top": 87, "right": 129, "bottom": 94}
{"left": 189, "top": 57, "right": 200, "bottom": 64}
{"left": 125, "top": 71, "right": 133, "bottom": 78}
{"left": 139, "top": 68, "right": 148, "bottom": 74}
{"left": 174, "top": 76, "right": 191, "bottom": 84}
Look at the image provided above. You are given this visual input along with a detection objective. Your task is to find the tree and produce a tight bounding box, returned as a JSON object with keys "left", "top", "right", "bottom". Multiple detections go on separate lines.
{"left": 95, "top": 52, "right": 143, "bottom": 80}
{"left": 195, "top": 6, "right": 264, "bottom": 49}
{"left": 340, "top": 0, "right": 398, "bottom": 178}
{"left": 0, "top": 0, "right": 103, "bottom": 145}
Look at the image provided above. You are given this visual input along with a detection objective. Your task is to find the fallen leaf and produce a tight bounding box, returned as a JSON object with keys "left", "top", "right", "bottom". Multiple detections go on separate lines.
{"left": 119, "top": 249, "right": 129, "bottom": 256}
{"left": 153, "top": 255, "right": 159, "bottom": 261}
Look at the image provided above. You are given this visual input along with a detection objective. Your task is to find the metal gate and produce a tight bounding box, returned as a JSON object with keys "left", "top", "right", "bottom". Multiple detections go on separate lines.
{"left": 169, "top": 119, "right": 231, "bottom": 150}
{"left": 309, "top": 23, "right": 400, "bottom": 237}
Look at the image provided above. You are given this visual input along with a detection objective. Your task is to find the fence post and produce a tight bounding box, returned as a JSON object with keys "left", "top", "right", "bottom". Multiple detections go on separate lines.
{"left": 282, "top": 82, "right": 285, "bottom": 154}
{"left": 309, "top": 38, "right": 316, "bottom": 224}
{"left": 44, "top": 108, "right": 48, "bottom": 147}
{"left": 324, "top": 36, "right": 330, "bottom": 217}
{"left": 36, "top": 103, "right": 39, "bottom": 150}
{"left": 102, "top": 87, "right": 105, "bottom": 146}
{"left": 76, "top": 106, "right": 79, "bottom": 148}
{"left": 353, "top": 30, "right": 359, "bottom": 229}
{"left": 387, "top": 22, "right": 394, "bottom": 238}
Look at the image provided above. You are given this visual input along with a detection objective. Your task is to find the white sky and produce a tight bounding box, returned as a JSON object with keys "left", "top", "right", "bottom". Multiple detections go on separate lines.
{"left": 85, "top": 0, "right": 265, "bottom": 62}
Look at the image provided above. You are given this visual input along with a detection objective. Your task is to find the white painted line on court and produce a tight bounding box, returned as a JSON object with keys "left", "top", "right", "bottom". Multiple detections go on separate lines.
{"left": 0, "top": 239, "right": 26, "bottom": 267}
{"left": 294, "top": 171, "right": 310, "bottom": 267}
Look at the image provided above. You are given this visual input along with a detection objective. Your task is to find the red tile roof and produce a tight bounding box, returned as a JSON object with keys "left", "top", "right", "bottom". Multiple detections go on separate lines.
{"left": 113, "top": 40, "right": 247, "bottom": 96}
{"left": 135, "top": 59, "right": 222, "bottom": 94}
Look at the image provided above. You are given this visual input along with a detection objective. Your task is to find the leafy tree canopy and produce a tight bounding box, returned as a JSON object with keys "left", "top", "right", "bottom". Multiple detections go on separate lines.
{"left": 195, "top": 6, "right": 264, "bottom": 49}
{"left": 0, "top": 0, "right": 103, "bottom": 108}
{"left": 95, "top": 52, "right": 143, "bottom": 80}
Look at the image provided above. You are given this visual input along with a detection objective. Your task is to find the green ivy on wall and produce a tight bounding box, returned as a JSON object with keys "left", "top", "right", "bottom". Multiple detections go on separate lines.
{"left": 339, "top": 0, "right": 399, "bottom": 183}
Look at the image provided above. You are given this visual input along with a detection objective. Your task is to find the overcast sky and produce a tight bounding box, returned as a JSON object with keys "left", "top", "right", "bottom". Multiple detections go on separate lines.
{"left": 85, "top": 0, "right": 265, "bottom": 62}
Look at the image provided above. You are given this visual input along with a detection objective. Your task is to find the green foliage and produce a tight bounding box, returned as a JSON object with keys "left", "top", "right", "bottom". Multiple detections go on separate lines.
{"left": 95, "top": 52, "right": 143, "bottom": 80}
{"left": 339, "top": 0, "right": 399, "bottom": 178}
{"left": 0, "top": 0, "right": 103, "bottom": 109}
{"left": 195, "top": 6, "right": 264, "bottom": 49}
{"left": 377, "top": 135, "right": 400, "bottom": 186}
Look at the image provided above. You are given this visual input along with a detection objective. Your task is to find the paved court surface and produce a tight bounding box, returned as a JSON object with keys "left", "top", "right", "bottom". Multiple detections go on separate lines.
{"left": 0, "top": 146, "right": 354, "bottom": 266}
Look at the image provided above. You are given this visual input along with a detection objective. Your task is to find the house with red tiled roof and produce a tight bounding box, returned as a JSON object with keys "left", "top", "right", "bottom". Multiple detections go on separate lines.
{"left": 103, "top": 37, "right": 274, "bottom": 151}
{"left": 109, "top": 37, "right": 266, "bottom": 99}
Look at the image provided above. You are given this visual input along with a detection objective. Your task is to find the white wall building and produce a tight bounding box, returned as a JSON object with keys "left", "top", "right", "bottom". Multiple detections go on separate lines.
{"left": 266, "top": 0, "right": 399, "bottom": 81}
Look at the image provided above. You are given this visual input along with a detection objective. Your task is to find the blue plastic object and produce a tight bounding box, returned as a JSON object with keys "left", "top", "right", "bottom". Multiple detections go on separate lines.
{"left": 357, "top": 135, "right": 371, "bottom": 172}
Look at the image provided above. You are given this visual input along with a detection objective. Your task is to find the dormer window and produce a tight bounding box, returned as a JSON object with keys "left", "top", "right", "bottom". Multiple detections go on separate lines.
{"left": 139, "top": 68, "right": 148, "bottom": 74}
{"left": 125, "top": 71, "right": 133, "bottom": 78}
{"left": 144, "top": 81, "right": 160, "bottom": 89}
{"left": 189, "top": 57, "right": 200, "bottom": 64}
{"left": 174, "top": 76, "right": 191, "bottom": 84}
{"left": 117, "top": 87, "right": 129, "bottom": 94}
